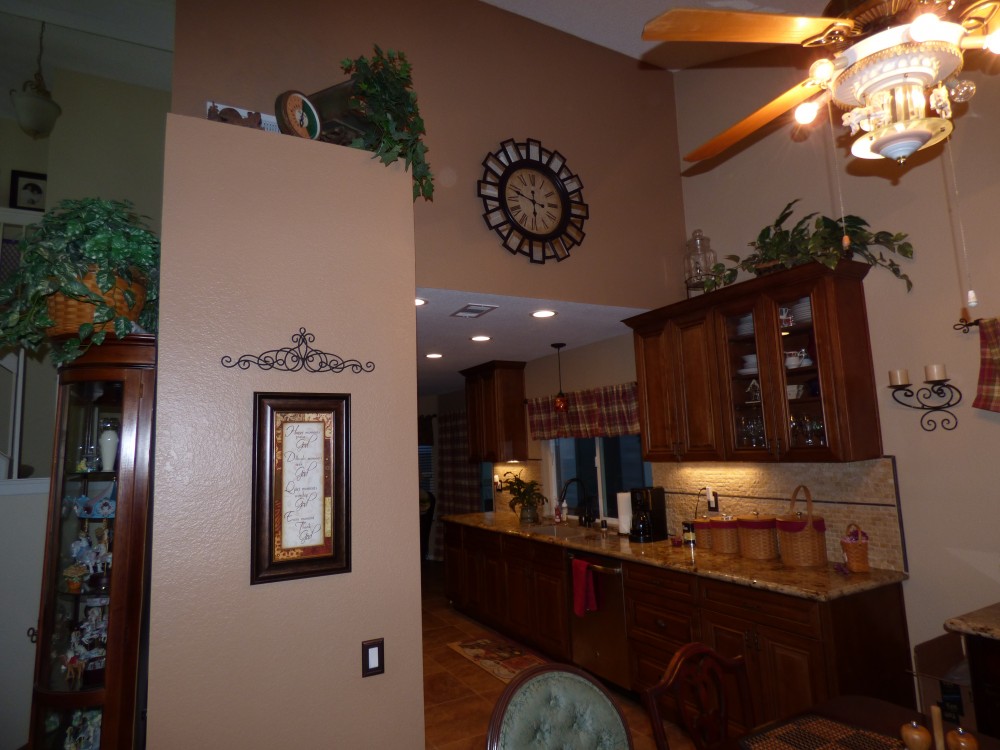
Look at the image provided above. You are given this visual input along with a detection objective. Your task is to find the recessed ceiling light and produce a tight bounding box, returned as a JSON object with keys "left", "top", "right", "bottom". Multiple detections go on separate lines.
{"left": 415, "top": 298, "right": 427, "bottom": 306}
{"left": 425, "top": 352, "right": 443, "bottom": 359}
{"left": 471, "top": 335, "right": 491, "bottom": 342}
{"left": 532, "top": 309, "right": 557, "bottom": 318}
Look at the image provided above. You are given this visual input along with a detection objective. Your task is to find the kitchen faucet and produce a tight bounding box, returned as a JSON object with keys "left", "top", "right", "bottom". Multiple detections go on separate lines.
{"left": 558, "top": 477, "right": 597, "bottom": 527}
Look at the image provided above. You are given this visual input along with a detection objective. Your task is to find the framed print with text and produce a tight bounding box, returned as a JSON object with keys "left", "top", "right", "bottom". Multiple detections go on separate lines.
{"left": 252, "top": 392, "right": 350, "bottom": 584}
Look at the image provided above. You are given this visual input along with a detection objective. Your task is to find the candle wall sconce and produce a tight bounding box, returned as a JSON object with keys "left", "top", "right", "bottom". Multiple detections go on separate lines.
{"left": 887, "top": 365, "right": 962, "bottom": 432}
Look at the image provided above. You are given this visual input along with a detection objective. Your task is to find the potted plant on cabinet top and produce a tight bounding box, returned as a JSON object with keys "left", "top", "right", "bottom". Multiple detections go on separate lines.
{"left": 502, "top": 470, "right": 548, "bottom": 525}
{"left": 335, "top": 45, "right": 434, "bottom": 202}
{"left": 703, "top": 199, "right": 914, "bottom": 292}
{"left": 0, "top": 197, "right": 159, "bottom": 366}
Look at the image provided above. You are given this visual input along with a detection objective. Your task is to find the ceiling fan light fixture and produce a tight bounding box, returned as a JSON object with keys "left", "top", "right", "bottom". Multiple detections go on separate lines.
{"left": 909, "top": 12, "right": 945, "bottom": 43}
{"left": 794, "top": 99, "right": 821, "bottom": 124}
{"left": 809, "top": 58, "right": 836, "bottom": 83}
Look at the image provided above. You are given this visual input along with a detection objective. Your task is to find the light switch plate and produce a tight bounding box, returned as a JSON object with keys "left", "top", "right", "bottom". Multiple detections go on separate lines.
{"left": 362, "top": 638, "right": 385, "bottom": 677}
{"left": 706, "top": 490, "right": 719, "bottom": 512}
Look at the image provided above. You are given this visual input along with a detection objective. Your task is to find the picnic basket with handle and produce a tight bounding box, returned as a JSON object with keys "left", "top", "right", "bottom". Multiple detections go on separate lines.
{"left": 776, "top": 485, "right": 827, "bottom": 567}
{"left": 840, "top": 522, "right": 870, "bottom": 572}
{"left": 709, "top": 516, "right": 740, "bottom": 555}
{"left": 738, "top": 512, "right": 778, "bottom": 560}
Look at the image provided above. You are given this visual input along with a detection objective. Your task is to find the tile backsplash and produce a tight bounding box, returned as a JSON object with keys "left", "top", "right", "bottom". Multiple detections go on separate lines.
{"left": 652, "top": 457, "right": 906, "bottom": 572}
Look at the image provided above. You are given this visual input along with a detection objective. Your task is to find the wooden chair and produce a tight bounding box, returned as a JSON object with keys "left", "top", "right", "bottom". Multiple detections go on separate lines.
{"left": 642, "top": 642, "right": 755, "bottom": 750}
{"left": 486, "top": 663, "right": 634, "bottom": 750}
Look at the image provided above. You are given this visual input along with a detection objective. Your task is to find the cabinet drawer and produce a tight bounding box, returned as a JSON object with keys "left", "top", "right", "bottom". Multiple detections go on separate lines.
{"left": 533, "top": 543, "right": 565, "bottom": 570}
{"left": 624, "top": 562, "right": 697, "bottom": 602}
{"left": 699, "top": 578, "right": 821, "bottom": 637}
{"left": 465, "top": 527, "right": 503, "bottom": 555}
{"left": 503, "top": 534, "right": 536, "bottom": 561}
{"left": 443, "top": 522, "right": 463, "bottom": 548}
{"left": 627, "top": 597, "right": 697, "bottom": 648}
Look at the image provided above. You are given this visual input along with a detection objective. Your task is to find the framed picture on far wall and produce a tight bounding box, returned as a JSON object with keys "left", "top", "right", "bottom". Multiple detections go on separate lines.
{"left": 9, "top": 170, "right": 47, "bottom": 211}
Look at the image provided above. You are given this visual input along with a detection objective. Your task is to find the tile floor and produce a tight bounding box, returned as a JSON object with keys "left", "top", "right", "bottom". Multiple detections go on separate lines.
{"left": 421, "top": 561, "right": 691, "bottom": 750}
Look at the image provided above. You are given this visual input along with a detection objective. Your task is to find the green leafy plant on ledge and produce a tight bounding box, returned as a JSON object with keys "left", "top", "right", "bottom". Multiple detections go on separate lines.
{"left": 341, "top": 45, "right": 434, "bottom": 201}
{"left": 703, "top": 199, "right": 914, "bottom": 292}
{"left": 0, "top": 198, "right": 159, "bottom": 365}
{"left": 502, "top": 470, "right": 548, "bottom": 523}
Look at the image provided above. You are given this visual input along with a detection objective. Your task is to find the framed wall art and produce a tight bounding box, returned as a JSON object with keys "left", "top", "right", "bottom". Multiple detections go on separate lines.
{"left": 9, "top": 170, "right": 47, "bottom": 211}
{"left": 251, "top": 392, "right": 350, "bottom": 584}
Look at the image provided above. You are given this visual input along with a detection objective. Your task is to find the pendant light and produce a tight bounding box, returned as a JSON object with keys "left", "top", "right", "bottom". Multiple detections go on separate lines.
{"left": 11, "top": 22, "right": 62, "bottom": 140}
{"left": 552, "top": 343, "right": 567, "bottom": 412}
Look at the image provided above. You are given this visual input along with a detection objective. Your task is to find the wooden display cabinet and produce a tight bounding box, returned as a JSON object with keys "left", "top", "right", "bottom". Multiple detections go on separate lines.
{"left": 29, "top": 336, "right": 155, "bottom": 750}
{"left": 626, "top": 262, "right": 882, "bottom": 462}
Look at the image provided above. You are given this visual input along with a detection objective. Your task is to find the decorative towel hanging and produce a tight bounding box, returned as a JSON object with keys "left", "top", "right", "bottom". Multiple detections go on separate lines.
{"left": 973, "top": 318, "right": 1000, "bottom": 413}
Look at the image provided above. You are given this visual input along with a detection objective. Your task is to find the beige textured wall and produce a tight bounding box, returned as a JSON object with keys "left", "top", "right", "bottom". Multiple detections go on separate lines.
{"left": 149, "top": 116, "right": 423, "bottom": 746}
{"left": 0, "top": 119, "right": 49, "bottom": 207}
{"left": 674, "top": 63, "right": 1000, "bottom": 645}
{"left": 171, "top": 0, "right": 686, "bottom": 309}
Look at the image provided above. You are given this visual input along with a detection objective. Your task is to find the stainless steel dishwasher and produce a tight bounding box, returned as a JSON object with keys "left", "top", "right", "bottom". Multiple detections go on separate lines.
{"left": 568, "top": 552, "right": 631, "bottom": 690}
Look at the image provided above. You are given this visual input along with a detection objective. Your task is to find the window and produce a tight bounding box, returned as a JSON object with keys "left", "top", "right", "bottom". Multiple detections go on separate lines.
{"left": 547, "top": 435, "right": 651, "bottom": 519}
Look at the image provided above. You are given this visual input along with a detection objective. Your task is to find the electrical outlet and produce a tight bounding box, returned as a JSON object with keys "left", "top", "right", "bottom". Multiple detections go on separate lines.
{"left": 706, "top": 488, "right": 719, "bottom": 512}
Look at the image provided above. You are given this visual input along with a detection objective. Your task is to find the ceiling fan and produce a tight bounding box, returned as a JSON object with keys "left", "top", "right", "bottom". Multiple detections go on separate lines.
{"left": 644, "top": 1, "right": 1000, "bottom": 163}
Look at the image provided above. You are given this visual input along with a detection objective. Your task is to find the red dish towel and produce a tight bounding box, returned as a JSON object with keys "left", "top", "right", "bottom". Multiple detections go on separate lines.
{"left": 973, "top": 318, "right": 1000, "bottom": 413}
{"left": 571, "top": 558, "right": 598, "bottom": 617}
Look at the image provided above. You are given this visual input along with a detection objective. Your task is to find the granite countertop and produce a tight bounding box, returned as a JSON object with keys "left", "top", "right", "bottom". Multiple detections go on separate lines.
{"left": 444, "top": 512, "right": 907, "bottom": 603}
{"left": 945, "top": 602, "right": 1000, "bottom": 639}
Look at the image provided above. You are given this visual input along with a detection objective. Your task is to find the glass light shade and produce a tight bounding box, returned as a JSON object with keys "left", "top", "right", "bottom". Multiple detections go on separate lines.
{"left": 684, "top": 229, "right": 716, "bottom": 290}
{"left": 11, "top": 89, "right": 61, "bottom": 139}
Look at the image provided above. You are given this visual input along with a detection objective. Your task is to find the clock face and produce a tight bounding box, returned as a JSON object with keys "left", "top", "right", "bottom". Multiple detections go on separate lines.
{"left": 501, "top": 167, "right": 565, "bottom": 238}
{"left": 274, "top": 91, "right": 320, "bottom": 140}
{"left": 477, "top": 138, "right": 589, "bottom": 264}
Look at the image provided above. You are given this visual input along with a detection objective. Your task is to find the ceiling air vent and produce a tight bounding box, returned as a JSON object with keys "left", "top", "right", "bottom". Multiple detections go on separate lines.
{"left": 450, "top": 303, "right": 498, "bottom": 319}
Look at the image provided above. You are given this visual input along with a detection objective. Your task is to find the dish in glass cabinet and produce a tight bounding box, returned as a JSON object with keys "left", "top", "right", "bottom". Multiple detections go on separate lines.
{"left": 737, "top": 367, "right": 759, "bottom": 375}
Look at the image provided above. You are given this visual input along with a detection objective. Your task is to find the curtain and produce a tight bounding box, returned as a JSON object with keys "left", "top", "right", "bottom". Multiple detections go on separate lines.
{"left": 428, "top": 411, "right": 480, "bottom": 561}
{"left": 526, "top": 382, "right": 639, "bottom": 440}
{"left": 973, "top": 318, "right": 1000, "bottom": 413}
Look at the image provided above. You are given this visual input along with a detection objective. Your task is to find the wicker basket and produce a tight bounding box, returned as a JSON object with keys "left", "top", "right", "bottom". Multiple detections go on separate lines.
{"left": 840, "top": 523, "right": 870, "bottom": 573}
{"left": 45, "top": 270, "right": 147, "bottom": 339}
{"left": 709, "top": 516, "right": 740, "bottom": 555}
{"left": 738, "top": 513, "right": 778, "bottom": 560}
{"left": 776, "top": 485, "right": 827, "bottom": 567}
{"left": 691, "top": 517, "right": 712, "bottom": 549}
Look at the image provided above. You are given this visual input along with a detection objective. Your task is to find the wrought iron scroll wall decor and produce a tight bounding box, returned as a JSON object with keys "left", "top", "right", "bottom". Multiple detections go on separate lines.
{"left": 222, "top": 328, "right": 375, "bottom": 374}
{"left": 887, "top": 374, "right": 962, "bottom": 432}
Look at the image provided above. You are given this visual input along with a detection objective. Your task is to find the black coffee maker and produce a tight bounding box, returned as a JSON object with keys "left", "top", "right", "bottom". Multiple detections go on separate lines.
{"left": 629, "top": 487, "right": 667, "bottom": 543}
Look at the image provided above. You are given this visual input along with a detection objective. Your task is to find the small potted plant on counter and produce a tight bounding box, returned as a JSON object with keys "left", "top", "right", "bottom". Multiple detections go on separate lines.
{"left": 0, "top": 197, "right": 159, "bottom": 365}
{"left": 703, "top": 199, "right": 914, "bottom": 291}
{"left": 502, "top": 470, "right": 548, "bottom": 525}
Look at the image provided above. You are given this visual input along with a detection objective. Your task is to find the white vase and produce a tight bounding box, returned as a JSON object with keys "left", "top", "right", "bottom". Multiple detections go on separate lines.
{"left": 99, "top": 428, "right": 119, "bottom": 471}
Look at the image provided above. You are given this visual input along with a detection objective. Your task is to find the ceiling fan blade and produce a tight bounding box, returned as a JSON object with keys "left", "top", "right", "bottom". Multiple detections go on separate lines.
{"left": 643, "top": 8, "right": 855, "bottom": 45}
{"left": 684, "top": 80, "right": 819, "bottom": 162}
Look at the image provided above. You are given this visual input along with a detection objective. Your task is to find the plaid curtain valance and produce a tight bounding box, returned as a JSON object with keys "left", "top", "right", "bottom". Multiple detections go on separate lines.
{"left": 526, "top": 382, "right": 639, "bottom": 440}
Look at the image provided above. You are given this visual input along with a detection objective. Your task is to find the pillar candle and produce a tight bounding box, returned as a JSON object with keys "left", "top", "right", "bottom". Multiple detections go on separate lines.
{"left": 924, "top": 364, "right": 948, "bottom": 382}
{"left": 889, "top": 369, "right": 910, "bottom": 386}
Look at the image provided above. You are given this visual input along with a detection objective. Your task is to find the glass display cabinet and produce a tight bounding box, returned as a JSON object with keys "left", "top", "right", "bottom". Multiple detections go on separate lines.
{"left": 30, "top": 335, "right": 155, "bottom": 750}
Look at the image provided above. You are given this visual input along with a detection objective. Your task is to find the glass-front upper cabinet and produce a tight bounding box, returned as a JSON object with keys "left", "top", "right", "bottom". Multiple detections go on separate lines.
{"left": 31, "top": 336, "right": 155, "bottom": 750}
{"left": 719, "top": 301, "right": 774, "bottom": 460}
{"left": 772, "top": 292, "right": 829, "bottom": 455}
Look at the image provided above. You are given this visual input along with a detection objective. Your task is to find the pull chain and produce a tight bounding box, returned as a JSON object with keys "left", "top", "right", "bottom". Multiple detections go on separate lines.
{"left": 944, "top": 138, "right": 978, "bottom": 308}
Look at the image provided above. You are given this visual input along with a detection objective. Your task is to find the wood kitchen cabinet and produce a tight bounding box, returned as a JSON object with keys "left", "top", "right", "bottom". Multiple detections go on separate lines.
{"left": 623, "top": 562, "right": 699, "bottom": 691}
{"left": 443, "top": 522, "right": 570, "bottom": 659}
{"left": 625, "top": 262, "right": 882, "bottom": 462}
{"left": 460, "top": 360, "right": 528, "bottom": 463}
{"left": 29, "top": 336, "right": 155, "bottom": 750}
{"left": 698, "top": 577, "right": 914, "bottom": 724}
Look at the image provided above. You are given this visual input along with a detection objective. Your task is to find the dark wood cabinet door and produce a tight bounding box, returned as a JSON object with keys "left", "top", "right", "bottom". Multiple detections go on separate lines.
{"left": 754, "top": 621, "right": 827, "bottom": 720}
{"left": 533, "top": 564, "right": 570, "bottom": 660}
{"left": 461, "top": 361, "right": 527, "bottom": 463}
{"left": 505, "top": 555, "right": 534, "bottom": 639}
